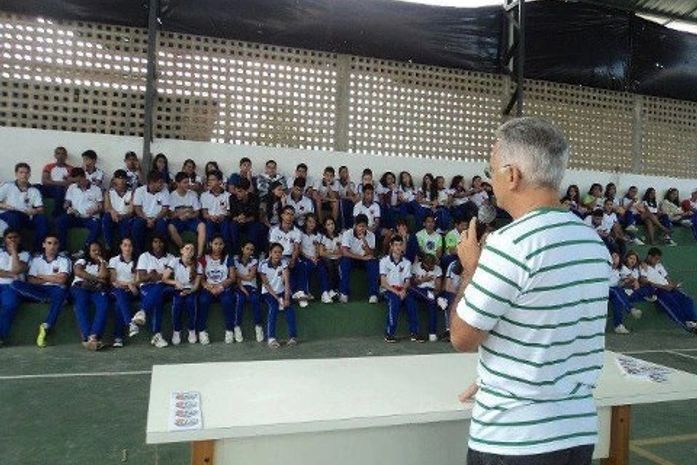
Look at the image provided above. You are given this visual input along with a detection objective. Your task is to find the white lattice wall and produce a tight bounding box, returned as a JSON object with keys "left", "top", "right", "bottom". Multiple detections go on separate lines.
{"left": 1, "top": 13, "right": 697, "bottom": 178}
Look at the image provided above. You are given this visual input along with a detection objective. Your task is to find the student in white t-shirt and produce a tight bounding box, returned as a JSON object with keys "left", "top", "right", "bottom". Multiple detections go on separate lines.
{"left": 55, "top": 167, "right": 104, "bottom": 253}
{"left": 81, "top": 150, "right": 105, "bottom": 189}
{"left": 135, "top": 234, "right": 175, "bottom": 348}
{"left": 641, "top": 247, "right": 697, "bottom": 333}
{"left": 167, "top": 172, "right": 206, "bottom": 258}
{"left": 379, "top": 235, "right": 424, "bottom": 343}
{"left": 318, "top": 216, "right": 342, "bottom": 302}
{"left": 109, "top": 237, "right": 139, "bottom": 346}
{"left": 312, "top": 166, "right": 341, "bottom": 224}
{"left": 0, "top": 229, "right": 30, "bottom": 345}
{"left": 409, "top": 254, "right": 443, "bottom": 342}
{"left": 259, "top": 242, "right": 298, "bottom": 349}
{"left": 123, "top": 151, "right": 144, "bottom": 191}
{"left": 200, "top": 170, "right": 231, "bottom": 245}
{"left": 285, "top": 177, "right": 315, "bottom": 227}
{"left": 102, "top": 169, "right": 135, "bottom": 252}
{"left": 339, "top": 214, "right": 379, "bottom": 304}
{"left": 181, "top": 159, "right": 204, "bottom": 193}
{"left": 232, "top": 241, "right": 264, "bottom": 343}
{"left": 11, "top": 233, "right": 70, "bottom": 348}
{"left": 132, "top": 170, "right": 170, "bottom": 254}
{"left": 352, "top": 184, "right": 381, "bottom": 234}
{"left": 162, "top": 243, "right": 202, "bottom": 346}
{"left": 435, "top": 259, "right": 461, "bottom": 342}
{"left": 197, "top": 235, "right": 236, "bottom": 346}
{"left": 608, "top": 252, "right": 642, "bottom": 335}
{"left": 268, "top": 205, "right": 304, "bottom": 302}
{"left": 0, "top": 162, "right": 50, "bottom": 252}
{"left": 41, "top": 146, "right": 73, "bottom": 218}
{"left": 297, "top": 213, "right": 329, "bottom": 306}
{"left": 71, "top": 241, "right": 110, "bottom": 350}
{"left": 641, "top": 188, "right": 674, "bottom": 245}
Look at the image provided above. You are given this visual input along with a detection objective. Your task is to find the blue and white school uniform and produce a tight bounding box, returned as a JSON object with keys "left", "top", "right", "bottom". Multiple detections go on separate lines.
{"left": 339, "top": 229, "right": 379, "bottom": 298}
{"left": 409, "top": 262, "right": 443, "bottom": 336}
{"left": 297, "top": 231, "right": 328, "bottom": 295}
{"left": 232, "top": 256, "right": 262, "bottom": 328}
{"left": 352, "top": 201, "right": 381, "bottom": 232}
{"left": 197, "top": 255, "right": 235, "bottom": 332}
{"left": 136, "top": 251, "right": 175, "bottom": 334}
{"left": 438, "top": 260, "right": 462, "bottom": 330}
{"left": 166, "top": 258, "right": 200, "bottom": 333}
{"left": 169, "top": 190, "right": 203, "bottom": 234}
{"left": 56, "top": 183, "right": 103, "bottom": 251}
{"left": 337, "top": 179, "right": 356, "bottom": 229}
{"left": 319, "top": 233, "right": 342, "bottom": 292}
{"left": 200, "top": 190, "right": 230, "bottom": 242}
{"left": 108, "top": 255, "right": 138, "bottom": 338}
{"left": 379, "top": 255, "right": 418, "bottom": 337}
{"left": 259, "top": 258, "right": 297, "bottom": 341}
{"left": 268, "top": 224, "right": 302, "bottom": 291}
{"left": 12, "top": 254, "right": 71, "bottom": 329}
{"left": 608, "top": 267, "right": 634, "bottom": 329}
{"left": 285, "top": 195, "right": 314, "bottom": 227}
{"left": 0, "top": 182, "right": 49, "bottom": 252}
{"left": 642, "top": 263, "right": 697, "bottom": 332}
{"left": 102, "top": 188, "right": 134, "bottom": 249}
{"left": 132, "top": 186, "right": 170, "bottom": 252}
{"left": 0, "top": 248, "right": 30, "bottom": 340}
{"left": 71, "top": 258, "right": 110, "bottom": 341}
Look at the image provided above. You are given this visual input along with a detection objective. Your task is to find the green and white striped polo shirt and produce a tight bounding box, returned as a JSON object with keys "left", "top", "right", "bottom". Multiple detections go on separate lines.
{"left": 457, "top": 207, "right": 611, "bottom": 456}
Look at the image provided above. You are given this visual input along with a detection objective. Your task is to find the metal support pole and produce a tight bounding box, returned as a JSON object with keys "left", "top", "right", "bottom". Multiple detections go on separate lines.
{"left": 142, "top": 0, "right": 159, "bottom": 170}
{"left": 503, "top": 0, "right": 525, "bottom": 117}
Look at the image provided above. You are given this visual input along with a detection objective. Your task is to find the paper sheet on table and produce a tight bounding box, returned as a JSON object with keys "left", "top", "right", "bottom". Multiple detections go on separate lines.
{"left": 169, "top": 391, "right": 203, "bottom": 431}
{"left": 615, "top": 355, "right": 672, "bottom": 383}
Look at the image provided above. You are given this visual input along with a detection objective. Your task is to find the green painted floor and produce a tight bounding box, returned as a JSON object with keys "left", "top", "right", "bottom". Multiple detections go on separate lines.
{"left": 1, "top": 227, "right": 697, "bottom": 465}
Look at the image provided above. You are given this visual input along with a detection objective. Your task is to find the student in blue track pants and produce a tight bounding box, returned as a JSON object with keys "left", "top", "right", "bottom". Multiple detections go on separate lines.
{"left": 108, "top": 237, "right": 139, "bottom": 347}
{"left": 12, "top": 233, "right": 71, "bottom": 348}
{"left": 297, "top": 213, "right": 329, "bottom": 306}
{"left": 379, "top": 235, "right": 424, "bottom": 343}
{"left": 641, "top": 248, "right": 697, "bottom": 333}
{"left": 197, "top": 235, "right": 236, "bottom": 346}
{"left": 71, "top": 241, "right": 110, "bottom": 350}
{"left": 259, "top": 242, "right": 298, "bottom": 349}
{"left": 163, "top": 242, "right": 202, "bottom": 346}
{"left": 338, "top": 214, "right": 379, "bottom": 303}
{"left": 608, "top": 252, "right": 648, "bottom": 334}
{"left": 102, "top": 169, "right": 135, "bottom": 253}
{"left": 135, "top": 235, "right": 175, "bottom": 348}
{"left": 409, "top": 254, "right": 443, "bottom": 342}
{"left": 0, "top": 229, "right": 31, "bottom": 345}
{"left": 232, "top": 241, "right": 263, "bottom": 343}
{"left": 435, "top": 259, "right": 463, "bottom": 342}
{"left": 55, "top": 167, "right": 104, "bottom": 253}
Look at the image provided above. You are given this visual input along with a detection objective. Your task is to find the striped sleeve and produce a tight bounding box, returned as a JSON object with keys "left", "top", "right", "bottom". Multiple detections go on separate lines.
{"left": 456, "top": 236, "right": 526, "bottom": 331}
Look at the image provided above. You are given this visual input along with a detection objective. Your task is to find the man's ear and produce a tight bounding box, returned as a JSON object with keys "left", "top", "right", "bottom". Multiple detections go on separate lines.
{"left": 508, "top": 165, "right": 522, "bottom": 191}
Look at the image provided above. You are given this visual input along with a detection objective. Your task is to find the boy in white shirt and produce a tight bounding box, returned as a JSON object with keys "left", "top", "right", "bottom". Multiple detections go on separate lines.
{"left": 409, "top": 254, "right": 443, "bottom": 342}
{"left": 339, "top": 214, "right": 379, "bottom": 304}
{"left": 379, "top": 235, "right": 424, "bottom": 343}
{"left": 55, "top": 167, "right": 103, "bottom": 254}
{"left": 312, "top": 166, "right": 341, "bottom": 224}
{"left": 352, "top": 184, "right": 381, "bottom": 234}
{"left": 0, "top": 163, "right": 50, "bottom": 252}
{"left": 259, "top": 242, "right": 298, "bottom": 349}
{"left": 41, "top": 146, "right": 73, "bottom": 218}
{"left": 285, "top": 178, "right": 315, "bottom": 227}
{"left": 81, "top": 150, "right": 105, "bottom": 189}
{"left": 641, "top": 247, "right": 697, "bottom": 333}
{"left": 132, "top": 170, "right": 170, "bottom": 254}
{"left": 167, "top": 172, "right": 206, "bottom": 257}
{"left": 0, "top": 229, "right": 30, "bottom": 345}
{"left": 136, "top": 235, "right": 175, "bottom": 348}
{"left": 11, "top": 234, "right": 70, "bottom": 348}
{"left": 337, "top": 165, "right": 356, "bottom": 229}
{"left": 123, "top": 151, "right": 143, "bottom": 190}
{"left": 102, "top": 169, "right": 135, "bottom": 252}
{"left": 268, "top": 205, "right": 304, "bottom": 301}
{"left": 200, "top": 170, "right": 231, "bottom": 244}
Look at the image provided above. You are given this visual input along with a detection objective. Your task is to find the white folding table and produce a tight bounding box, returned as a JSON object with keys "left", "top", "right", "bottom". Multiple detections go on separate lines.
{"left": 146, "top": 351, "right": 697, "bottom": 465}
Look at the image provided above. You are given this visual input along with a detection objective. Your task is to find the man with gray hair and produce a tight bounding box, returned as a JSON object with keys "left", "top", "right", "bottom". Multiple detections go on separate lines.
{"left": 450, "top": 117, "right": 611, "bottom": 465}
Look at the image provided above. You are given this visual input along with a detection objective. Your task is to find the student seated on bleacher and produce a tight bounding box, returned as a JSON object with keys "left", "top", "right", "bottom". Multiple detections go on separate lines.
{"left": 380, "top": 235, "right": 425, "bottom": 343}
{"left": 200, "top": 170, "right": 231, "bottom": 245}
{"left": 12, "top": 233, "right": 70, "bottom": 348}
{"left": 660, "top": 188, "right": 693, "bottom": 229}
{"left": 409, "top": 253, "right": 443, "bottom": 342}
{"left": 227, "top": 157, "right": 255, "bottom": 195}
{"left": 641, "top": 188, "right": 674, "bottom": 245}
{"left": 336, "top": 165, "right": 356, "bottom": 229}
{"left": 180, "top": 159, "right": 204, "bottom": 193}
{"left": 609, "top": 252, "right": 644, "bottom": 335}
{"left": 312, "top": 166, "right": 341, "bottom": 224}
{"left": 232, "top": 241, "right": 264, "bottom": 344}
{"left": 259, "top": 242, "right": 299, "bottom": 349}
{"left": 339, "top": 213, "right": 379, "bottom": 304}
{"left": 56, "top": 167, "right": 104, "bottom": 255}
{"left": 108, "top": 236, "right": 138, "bottom": 346}
{"left": 102, "top": 169, "right": 135, "bottom": 253}
{"left": 0, "top": 163, "right": 49, "bottom": 252}
{"left": 123, "top": 151, "right": 143, "bottom": 190}
{"left": 168, "top": 172, "right": 206, "bottom": 258}
{"left": 162, "top": 242, "right": 202, "bottom": 346}
{"left": 0, "top": 229, "right": 30, "bottom": 346}
{"left": 641, "top": 247, "right": 697, "bottom": 333}
{"left": 352, "top": 183, "right": 381, "bottom": 236}
{"left": 81, "top": 150, "right": 105, "bottom": 189}
{"left": 442, "top": 216, "right": 467, "bottom": 272}
{"left": 152, "top": 153, "right": 172, "bottom": 186}
{"left": 296, "top": 213, "right": 328, "bottom": 307}
{"left": 285, "top": 177, "right": 315, "bottom": 227}
{"left": 256, "top": 159, "right": 286, "bottom": 198}
{"left": 197, "top": 234, "right": 236, "bottom": 346}
{"left": 132, "top": 171, "right": 170, "bottom": 254}
{"left": 229, "top": 177, "right": 264, "bottom": 255}
{"left": 436, "top": 259, "right": 461, "bottom": 342}
{"left": 41, "top": 146, "right": 72, "bottom": 218}
{"left": 318, "top": 216, "right": 342, "bottom": 303}
{"left": 286, "top": 163, "right": 313, "bottom": 195}
{"left": 71, "top": 241, "right": 110, "bottom": 351}
{"left": 415, "top": 213, "right": 443, "bottom": 261}
{"left": 268, "top": 205, "right": 304, "bottom": 304}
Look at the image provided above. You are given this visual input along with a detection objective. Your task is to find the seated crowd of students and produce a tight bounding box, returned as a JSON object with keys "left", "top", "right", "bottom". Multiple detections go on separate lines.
{"left": 0, "top": 147, "right": 695, "bottom": 351}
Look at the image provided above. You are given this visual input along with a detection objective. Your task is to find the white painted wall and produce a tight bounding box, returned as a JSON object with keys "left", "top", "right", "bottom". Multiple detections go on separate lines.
{"left": 1, "top": 127, "right": 695, "bottom": 198}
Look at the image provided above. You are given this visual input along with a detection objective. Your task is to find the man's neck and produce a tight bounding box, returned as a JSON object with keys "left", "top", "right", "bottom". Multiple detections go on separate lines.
{"left": 505, "top": 188, "right": 561, "bottom": 220}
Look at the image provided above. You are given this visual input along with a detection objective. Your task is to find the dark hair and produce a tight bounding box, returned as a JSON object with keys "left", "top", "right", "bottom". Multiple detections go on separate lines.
{"left": 665, "top": 187, "right": 680, "bottom": 206}
{"left": 153, "top": 153, "right": 169, "bottom": 172}
{"left": 604, "top": 198, "right": 614, "bottom": 205}
{"left": 604, "top": 182, "right": 616, "bottom": 199}
{"left": 647, "top": 247, "right": 662, "bottom": 258}
{"left": 147, "top": 170, "right": 163, "bottom": 183}
{"left": 14, "top": 162, "right": 30, "bottom": 173}
{"left": 113, "top": 169, "right": 128, "bottom": 179}
{"left": 395, "top": 218, "right": 408, "bottom": 228}
{"left": 362, "top": 183, "right": 374, "bottom": 194}
{"left": 268, "top": 180, "right": 284, "bottom": 193}
{"left": 471, "top": 175, "right": 482, "bottom": 183}
{"left": 588, "top": 183, "right": 602, "bottom": 195}
{"left": 423, "top": 213, "right": 435, "bottom": 222}
{"left": 302, "top": 213, "right": 318, "bottom": 233}
{"left": 450, "top": 175, "right": 465, "bottom": 190}
{"left": 44, "top": 232, "right": 60, "bottom": 242}
{"left": 124, "top": 151, "right": 137, "bottom": 160}
{"left": 81, "top": 149, "right": 97, "bottom": 161}
{"left": 204, "top": 161, "right": 220, "bottom": 174}
{"left": 379, "top": 171, "right": 396, "bottom": 188}
{"left": 354, "top": 214, "right": 369, "bottom": 226}
{"left": 399, "top": 171, "right": 414, "bottom": 190}
{"left": 324, "top": 166, "right": 335, "bottom": 175}
{"left": 563, "top": 184, "right": 580, "bottom": 203}
{"left": 453, "top": 216, "right": 467, "bottom": 225}
{"left": 362, "top": 168, "right": 373, "bottom": 177}
{"left": 642, "top": 187, "right": 657, "bottom": 205}
{"left": 237, "top": 177, "right": 251, "bottom": 190}
{"left": 207, "top": 234, "right": 228, "bottom": 258}
{"left": 281, "top": 205, "right": 295, "bottom": 215}
{"left": 421, "top": 173, "right": 436, "bottom": 201}
{"left": 268, "top": 242, "right": 283, "bottom": 253}
{"left": 591, "top": 209, "right": 603, "bottom": 218}
{"left": 390, "top": 234, "right": 404, "bottom": 245}
{"left": 624, "top": 186, "right": 637, "bottom": 198}
{"left": 239, "top": 157, "right": 251, "bottom": 166}
{"left": 70, "top": 167, "right": 86, "bottom": 178}
{"left": 207, "top": 170, "right": 223, "bottom": 181}
{"left": 183, "top": 159, "right": 196, "bottom": 169}
{"left": 322, "top": 216, "right": 338, "bottom": 238}
{"left": 174, "top": 171, "right": 189, "bottom": 183}
{"left": 83, "top": 241, "right": 104, "bottom": 266}
{"left": 339, "top": 165, "right": 348, "bottom": 174}
{"left": 3, "top": 228, "right": 20, "bottom": 238}
{"left": 150, "top": 234, "right": 167, "bottom": 253}
{"left": 624, "top": 250, "right": 640, "bottom": 267}
{"left": 266, "top": 159, "right": 277, "bottom": 167}
{"left": 296, "top": 163, "right": 308, "bottom": 171}
{"left": 293, "top": 177, "right": 306, "bottom": 189}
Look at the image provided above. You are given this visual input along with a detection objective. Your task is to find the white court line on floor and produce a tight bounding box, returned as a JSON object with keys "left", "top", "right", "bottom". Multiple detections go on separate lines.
{"left": 622, "top": 348, "right": 697, "bottom": 355}
{"left": 0, "top": 370, "right": 151, "bottom": 381}
{"left": 667, "top": 350, "right": 697, "bottom": 361}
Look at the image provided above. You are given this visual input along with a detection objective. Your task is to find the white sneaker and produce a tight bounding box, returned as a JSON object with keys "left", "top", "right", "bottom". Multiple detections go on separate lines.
{"left": 224, "top": 330, "right": 234, "bottom": 344}
{"left": 339, "top": 294, "right": 348, "bottom": 303}
{"left": 128, "top": 322, "right": 140, "bottom": 337}
{"left": 321, "top": 291, "right": 332, "bottom": 303}
{"left": 630, "top": 308, "right": 643, "bottom": 319}
{"left": 255, "top": 325, "right": 264, "bottom": 342}
{"left": 429, "top": 334, "right": 438, "bottom": 342}
{"left": 681, "top": 219, "right": 693, "bottom": 228}
{"left": 287, "top": 337, "right": 298, "bottom": 346}
{"left": 171, "top": 331, "right": 181, "bottom": 346}
{"left": 292, "top": 290, "right": 308, "bottom": 300}
{"left": 437, "top": 297, "right": 448, "bottom": 310}
{"left": 234, "top": 326, "right": 244, "bottom": 343}
{"left": 268, "top": 338, "right": 280, "bottom": 349}
{"left": 187, "top": 330, "right": 197, "bottom": 344}
{"left": 328, "top": 290, "right": 337, "bottom": 299}
{"left": 666, "top": 238, "right": 677, "bottom": 246}
{"left": 299, "top": 300, "right": 309, "bottom": 308}
{"left": 614, "top": 324, "right": 630, "bottom": 335}
{"left": 626, "top": 224, "right": 638, "bottom": 233}
{"left": 645, "top": 295, "right": 657, "bottom": 302}
{"left": 686, "top": 321, "right": 697, "bottom": 330}
{"left": 368, "top": 295, "right": 378, "bottom": 304}
{"left": 198, "top": 331, "right": 210, "bottom": 346}
{"left": 113, "top": 338, "right": 124, "bottom": 348}
{"left": 151, "top": 333, "right": 168, "bottom": 348}
{"left": 132, "top": 310, "right": 146, "bottom": 326}
{"left": 632, "top": 237, "right": 645, "bottom": 246}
